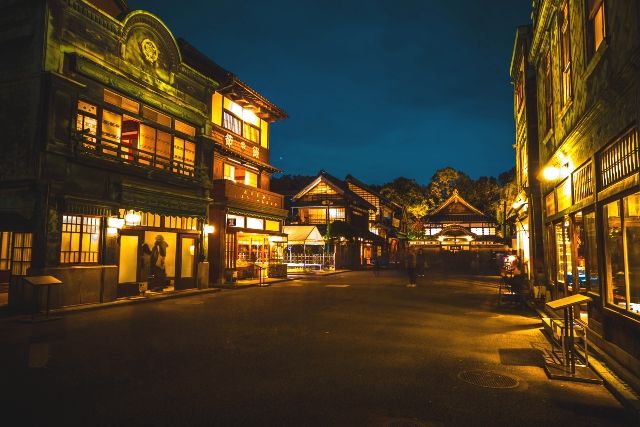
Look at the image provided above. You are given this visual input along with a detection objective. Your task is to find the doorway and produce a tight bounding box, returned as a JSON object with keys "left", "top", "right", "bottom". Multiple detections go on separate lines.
{"left": 175, "top": 234, "right": 196, "bottom": 290}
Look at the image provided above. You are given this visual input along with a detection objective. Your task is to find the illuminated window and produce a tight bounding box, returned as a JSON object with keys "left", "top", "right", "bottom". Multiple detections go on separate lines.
{"left": 223, "top": 163, "right": 235, "bottom": 181}
{"left": 556, "top": 178, "right": 572, "bottom": 212}
{"left": 76, "top": 101, "right": 98, "bottom": 148}
{"left": 244, "top": 170, "right": 258, "bottom": 187}
{"left": 173, "top": 137, "right": 195, "bottom": 176}
{"left": 11, "top": 233, "right": 32, "bottom": 276}
{"left": 545, "top": 192, "right": 556, "bottom": 216}
{"left": 101, "top": 109, "right": 122, "bottom": 156}
{"left": 604, "top": 193, "right": 640, "bottom": 316}
{"left": 246, "top": 217, "right": 264, "bottom": 230}
{"left": 599, "top": 128, "right": 639, "bottom": 189}
{"left": 104, "top": 89, "right": 139, "bottom": 114}
{"left": 0, "top": 232, "right": 12, "bottom": 271}
{"left": 307, "top": 182, "right": 337, "bottom": 196}
{"left": 226, "top": 214, "right": 245, "bottom": 228}
{"left": 60, "top": 215, "right": 101, "bottom": 264}
{"left": 572, "top": 162, "right": 593, "bottom": 203}
{"left": 586, "top": 0, "right": 606, "bottom": 58}
{"left": 77, "top": 100, "right": 197, "bottom": 177}
{"left": 265, "top": 220, "right": 280, "bottom": 232}
{"left": 221, "top": 97, "right": 261, "bottom": 144}
{"left": 559, "top": 2, "right": 572, "bottom": 106}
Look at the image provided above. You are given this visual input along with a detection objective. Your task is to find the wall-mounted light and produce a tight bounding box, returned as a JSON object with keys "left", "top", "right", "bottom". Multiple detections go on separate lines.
{"left": 203, "top": 224, "right": 215, "bottom": 235}
{"left": 107, "top": 217, "right": 125, "bottom": 229}
{"left": 542, "top": 166, "right": 561, "bottom": 181}
{"left": 125, "top": 210, "right": 141, "bottom": 226}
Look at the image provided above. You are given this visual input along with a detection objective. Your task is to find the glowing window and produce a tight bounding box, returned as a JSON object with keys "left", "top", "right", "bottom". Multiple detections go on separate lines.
{"left": 60, "top": 215, "right": 101, "bottom": 264}
{"left": 244, "top": 170, "right": 258, "bottom": 187}
{"left": 246, "top": 217, "right": 264, "bottom": 230}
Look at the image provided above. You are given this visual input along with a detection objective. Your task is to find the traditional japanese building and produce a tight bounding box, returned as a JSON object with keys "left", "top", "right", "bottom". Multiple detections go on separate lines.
{"left": 289, "top": 171, "right": 381, "bottom": 269}
{"left": 345, "top": 175, "right": 408, "bottom": 266}
{"left": 527, "top": 0, "right": 640, "bottom": 379}
{"left": 0, "top": 0, "right": 291, "bottom": 307}
{"left": 509, "top": 26, "right": 545, "bottom": 282}
{"left": 178, "top": 41, "right": 289, "bottom": 283}
{"left": 413, "top": 190, "right": 505, "bottom": 270}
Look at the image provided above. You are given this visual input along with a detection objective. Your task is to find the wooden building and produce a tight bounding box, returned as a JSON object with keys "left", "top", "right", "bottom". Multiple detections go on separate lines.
{"left": 289, "top": 171, "right": 382, "bottom": 269}
{"left": 525, "top": 0, "right": 640, "bottom": 379}
{"left": 345, "top": 175, "right": 408, "bottom": 266}
{"left": 413, "top": 190, "right": 505, "bottom": 271}
{"left": 178, "top": 42, "right": 289, "bottom": 283}
{"left": 0, "top": 0, "right": 289, "bottom": 308}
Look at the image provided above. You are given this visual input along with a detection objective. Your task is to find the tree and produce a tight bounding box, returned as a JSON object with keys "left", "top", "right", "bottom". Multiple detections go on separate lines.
{"left": 424, "top": 167, "right": 473, "bottom": 209}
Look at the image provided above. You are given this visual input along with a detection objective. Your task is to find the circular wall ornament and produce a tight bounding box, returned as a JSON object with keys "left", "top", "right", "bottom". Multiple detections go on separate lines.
{"left": 240, "top": 141, "right": 246, "bottom": 150}
{"left": 141, "top": 38, "right": 159, "bottom": 63}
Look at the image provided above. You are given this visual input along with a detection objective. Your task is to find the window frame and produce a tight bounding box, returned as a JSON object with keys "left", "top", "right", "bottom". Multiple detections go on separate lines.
{"left": 585, "top": 0, "right": 606, "bottom": 61}
{"left": 75, "top": 92, "right": 198, "bottom": 177}
{"left": 60, "top": 215, "right": 102, "bottom": 265}
{"left": 559, "top": 1, "right": 573, "bottom": 107}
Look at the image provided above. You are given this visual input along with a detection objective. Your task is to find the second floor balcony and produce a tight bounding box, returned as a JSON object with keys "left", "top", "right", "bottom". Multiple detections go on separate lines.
{"left": 211, "top": 179, "right": 284, "bottom": 211}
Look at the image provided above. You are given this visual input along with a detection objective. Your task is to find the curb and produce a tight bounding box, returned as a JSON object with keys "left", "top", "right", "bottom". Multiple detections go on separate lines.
{"left": 527, "top": 299, "right": 640, "bottom": 421}
{"left": 213, "top": 276, "right": 296, "bottom": 289}
{"left": 0, "top": 287, "right": 222, "bottom": 322}
{"left": 287, "top": 269, "right": 352, "bottom": 278}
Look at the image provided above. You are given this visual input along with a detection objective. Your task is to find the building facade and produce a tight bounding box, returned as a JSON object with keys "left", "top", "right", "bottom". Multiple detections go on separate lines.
{"left": 413, "top": 190, "right": 505, "bottom": 271}
{"left": 0, "top": 0, "right": 289, "bottom": 308}
{"left": 289, "top": 171, "right": 382, "bottom": 269}
{"left": 345, "top": 175, "right": 408, "bottom": 266}
{"left": 527, "top": 0, "right": 640, "bottom": 376}
{"left": 509, "top": 26, "right": 545, "bottom": 282}
{"left": 178, "top": 42, "right": 289, "bottom": 283}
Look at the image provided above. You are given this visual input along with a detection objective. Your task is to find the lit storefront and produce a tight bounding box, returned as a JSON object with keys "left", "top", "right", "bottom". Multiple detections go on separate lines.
{"left": 0, "top": 2, "right": 213, "bottom": 310}
{"left": 178, "top": 41, "right": 289, "bottom": 283}
{"left": 224, "top": 213, "right": 287, "bottom": 279}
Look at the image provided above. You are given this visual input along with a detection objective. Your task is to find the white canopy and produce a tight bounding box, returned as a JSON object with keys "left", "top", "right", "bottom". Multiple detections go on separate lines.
{"left": 283, "top": 225, "right": 325, "bottom": 245}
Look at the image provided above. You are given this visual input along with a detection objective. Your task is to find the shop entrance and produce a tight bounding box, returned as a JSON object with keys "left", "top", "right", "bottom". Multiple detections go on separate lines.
{"left": 175, "top": 234, "right": 196, "bottom": 290}
{"left": 117, "top": 230, "right": 197, "bottom": 296}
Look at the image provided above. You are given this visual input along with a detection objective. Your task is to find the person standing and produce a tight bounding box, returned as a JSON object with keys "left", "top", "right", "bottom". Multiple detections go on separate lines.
{"left": 405, "top": 247, "right": 417, "bottom": 287}
{"left": 416, "top": 248, "right": 426, "bottom": 277}
{"left": 150, "top": 235, "right": 168, "bottom": 291}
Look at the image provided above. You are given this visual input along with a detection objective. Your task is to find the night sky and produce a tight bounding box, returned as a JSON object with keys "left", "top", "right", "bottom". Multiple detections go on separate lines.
{"left": 127, "top": 1, "right": 531, "bottom": 185}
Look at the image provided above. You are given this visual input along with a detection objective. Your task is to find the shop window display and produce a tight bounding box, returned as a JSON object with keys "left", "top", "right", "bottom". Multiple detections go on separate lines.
{"left": 624, "top": 193, "right": 640, "bottom": 314}
{"left": 604, "top": 200, "right": 625, "bottom": 308}
{"left": 585, "top": 211, "right": 600, "bottom": 294}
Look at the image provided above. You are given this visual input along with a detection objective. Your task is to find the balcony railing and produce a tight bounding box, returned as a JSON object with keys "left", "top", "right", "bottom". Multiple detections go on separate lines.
{"left": 212, "top": 179, "right": 284, "bottom": 209}
{"left": 74, "top": 134, "right": 195, "bottom": 178}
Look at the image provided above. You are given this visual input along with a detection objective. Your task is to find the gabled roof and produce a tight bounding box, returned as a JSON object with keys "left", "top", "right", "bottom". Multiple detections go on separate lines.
{"left": 178, "top": 39, "right": 288, "bottom": 122}
{"left": 291, "top": 170, "right": 376, "bottom": 211}
{"left": 428, "top": 189, "right": 484, "bottom": 217}
{"left": 344, "top": 174, "right": 403, "bottom": 211}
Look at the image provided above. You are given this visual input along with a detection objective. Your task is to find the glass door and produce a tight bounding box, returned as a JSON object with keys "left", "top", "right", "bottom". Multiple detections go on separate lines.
{"left": 175, "top": 235, "right": 196, "bottom": 290}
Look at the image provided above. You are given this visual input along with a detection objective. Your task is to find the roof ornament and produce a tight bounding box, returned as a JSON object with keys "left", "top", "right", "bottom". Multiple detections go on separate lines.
{"left": 140, "top": 38, "right": 159, "bottom": 63}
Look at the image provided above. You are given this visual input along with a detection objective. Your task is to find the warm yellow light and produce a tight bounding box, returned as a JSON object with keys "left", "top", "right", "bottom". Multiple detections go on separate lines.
{"left": 543, "top": 166, "right": 560, "bottom": 181}
{"left": 189, "top": 245, "right": 195, "bottom": 256}
{"left": 124, "top": 210, "right": 141, "bottom": 226}
{"left": 203, "top": 224, "right": 215, "bottom": 235}
{"left": 107, "top": 217, "right": 125, "bottom": 229}
{"left": 106, "top": 227, "right": 118, "bottom": 236}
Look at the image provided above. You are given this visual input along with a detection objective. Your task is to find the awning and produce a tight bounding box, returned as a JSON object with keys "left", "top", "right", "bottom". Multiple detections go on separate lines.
{"left": 283, "top": 225, "right": 325, "bottom": 245}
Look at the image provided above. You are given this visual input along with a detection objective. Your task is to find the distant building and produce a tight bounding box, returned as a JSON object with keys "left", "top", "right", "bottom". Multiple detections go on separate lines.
{"left": 525, "top": 0, "right": 640, "bottom": 378}
{"left": 345, "top": 175, "right": 408, "bottom": 266}
{"left": 413, "top": 190, "right": 505, "bottom": 271}
{"left": 288, "top": 170, "right": 383, "bottom": 269}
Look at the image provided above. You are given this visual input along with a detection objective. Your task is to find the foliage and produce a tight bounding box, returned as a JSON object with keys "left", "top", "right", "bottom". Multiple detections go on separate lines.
{"left": 424, "top": 167, "right": 473, "bottom": 210}
{"left": 270, "top": 174, "right": 315, "bottom": 194}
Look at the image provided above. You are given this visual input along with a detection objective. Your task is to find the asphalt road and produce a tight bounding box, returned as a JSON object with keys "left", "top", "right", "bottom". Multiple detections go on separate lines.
{"left": 0, "top": 270, "right": 631, "bottom": 426}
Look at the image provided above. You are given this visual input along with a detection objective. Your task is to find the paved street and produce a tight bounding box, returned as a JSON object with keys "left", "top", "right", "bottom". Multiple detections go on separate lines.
{"left": 0, "top": 271, "right": 631, "bottom": 426}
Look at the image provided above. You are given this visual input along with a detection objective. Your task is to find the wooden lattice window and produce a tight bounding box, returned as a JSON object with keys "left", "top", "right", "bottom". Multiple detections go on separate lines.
{"left": 60, "top": 215, "right": 101, "bottom": 264}
{"left": 599, "top": 128, "right": 639, "bottom": 188}
{"left": 572, "top": 162, "right": 593, "bottom": 203}
{"left": 11, "top": 233, "right": 32, "bottom": 276}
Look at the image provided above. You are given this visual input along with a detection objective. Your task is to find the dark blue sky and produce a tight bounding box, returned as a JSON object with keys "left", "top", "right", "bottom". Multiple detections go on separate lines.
{"left": 128, "top": 1, "right": 531, "bottom": 185}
